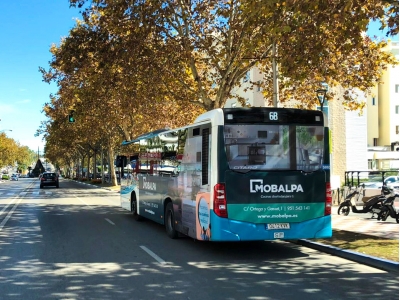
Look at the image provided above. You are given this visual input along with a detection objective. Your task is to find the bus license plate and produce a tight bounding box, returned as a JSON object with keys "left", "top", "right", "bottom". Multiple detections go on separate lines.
{"left": 267, "top": 223, "right": 290, "bottom": 230}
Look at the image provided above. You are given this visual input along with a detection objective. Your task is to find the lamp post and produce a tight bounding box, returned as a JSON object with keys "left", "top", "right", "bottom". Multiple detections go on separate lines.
{"left": 0, "top": 129, "right": 12, "bottom": 134}
{"left": 316, "top": 89, "right": 327, "bottom": 111}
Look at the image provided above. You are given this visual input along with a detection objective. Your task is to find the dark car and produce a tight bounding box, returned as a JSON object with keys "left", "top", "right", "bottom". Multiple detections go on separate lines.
{"left": 40, "top": 172, "right": 59, "bottom": 188}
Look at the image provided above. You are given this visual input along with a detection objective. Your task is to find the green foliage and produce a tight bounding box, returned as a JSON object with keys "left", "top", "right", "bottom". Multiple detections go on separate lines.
{"left": 0, "top": 133, "right": 35, "bottom": 169}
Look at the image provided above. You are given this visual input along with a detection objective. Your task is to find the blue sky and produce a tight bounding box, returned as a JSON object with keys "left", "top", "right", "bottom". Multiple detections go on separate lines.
{"left": 0, "top": 1, "right": 81, "bottom": 153}
{"left": 0, "top": 1, "right": 398, "bottom": 152}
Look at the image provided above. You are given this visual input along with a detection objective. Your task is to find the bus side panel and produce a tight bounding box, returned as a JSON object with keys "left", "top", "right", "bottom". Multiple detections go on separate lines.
{"left": 176, "top": 125, "right": 212, "bottom": 240}
{"left": 137, "top": 175, "right": 173, "bottom": 224}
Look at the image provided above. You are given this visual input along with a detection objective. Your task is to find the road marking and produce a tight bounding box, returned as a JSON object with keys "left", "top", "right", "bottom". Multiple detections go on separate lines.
{"left": 105, "top": 218, "right": 115, "bottom": 225}
{"left": 0, "top": 199, "right": 17, "bottom": 216}
{"left": 76, "top": 197, "right": 93, "bottom": 208}
{"left": 0, "top": 199, "right": 22, "bottom": 231}
{"left": 140, "top": 246, "right": 166, "bottom": 265}
{"left": 0, "top": 181, "right": 36, "bottom": 231}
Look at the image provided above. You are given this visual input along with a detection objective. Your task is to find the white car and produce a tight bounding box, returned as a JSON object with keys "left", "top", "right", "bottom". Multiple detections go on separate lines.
{"left": 362, "top": 176, "right": 399, "bottom": 195}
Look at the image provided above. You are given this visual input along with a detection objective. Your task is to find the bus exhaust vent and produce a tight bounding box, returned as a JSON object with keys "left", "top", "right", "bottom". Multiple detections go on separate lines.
{"left": 202, "top": 128, "right": 210, "bottom": 185}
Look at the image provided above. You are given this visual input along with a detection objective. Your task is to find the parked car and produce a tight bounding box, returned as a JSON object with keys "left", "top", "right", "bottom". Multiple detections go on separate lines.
{"left": 362, "top": 175, "right": 399, "bottom": 197}
{"left": 1, "top": 174, "right": 9, "bottom": 180}
{"left": 10, "top": 174, "right": 18, "bottom": 181}
{"left": 40, "top": 172, "right": 59, "bottom": 188}
{"left": 363, "top": 176, "right": 398, "bottom": 188}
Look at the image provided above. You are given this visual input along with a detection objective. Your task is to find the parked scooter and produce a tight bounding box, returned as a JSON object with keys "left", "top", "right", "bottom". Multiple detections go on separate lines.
{"left": 337, "top": 185, "right": 391, "bottom": 218}
{"left": 337, "top": 185, "right": 363, "bottom": 216}
{"left": 377, "top": 190, "right": 399, "bottom": 223}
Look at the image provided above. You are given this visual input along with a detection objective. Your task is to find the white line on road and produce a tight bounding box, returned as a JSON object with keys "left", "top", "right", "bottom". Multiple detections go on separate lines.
{"left": 0, "top": 199, "right": 22, "bottom": 231}
{"left": 105, "top": 218, "right": 115, "bottom": 225}
{"left": 140, "top": 246, "right": 166, "bottom": 265}
{"left": 0, "top": 199, "right": 16, "bottom": 216}
{"left": 76, "top": 197, "right": 93, "bottom": 208}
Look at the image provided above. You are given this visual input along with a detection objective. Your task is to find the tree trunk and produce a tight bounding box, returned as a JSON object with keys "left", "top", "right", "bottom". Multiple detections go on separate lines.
{"left": 93, "top": 149, "right": 97, "bottom": 181}
{"left": 82, "top": 156, "right": 86, "bottom": 179}
{"left": 101, "top": 148, "right": 105, "bottom": 183}
{"left": 107, "top": 143, "right": 118, "bottom": 186}
{"left": 87, "top": 154, "right": 90, "bottom": 180}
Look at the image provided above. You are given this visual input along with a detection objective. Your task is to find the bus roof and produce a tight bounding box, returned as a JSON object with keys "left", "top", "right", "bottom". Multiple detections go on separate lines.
{"left": 122, "top": 128, "right": 170, "bottom": 146}
{"left": 122, "top": 107, "right": 326, "bottom": 146}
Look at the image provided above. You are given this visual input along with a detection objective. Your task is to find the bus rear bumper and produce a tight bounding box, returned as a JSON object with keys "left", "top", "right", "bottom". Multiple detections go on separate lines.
{"left": 210, "top": 213, "right": 332, "bottom": 241}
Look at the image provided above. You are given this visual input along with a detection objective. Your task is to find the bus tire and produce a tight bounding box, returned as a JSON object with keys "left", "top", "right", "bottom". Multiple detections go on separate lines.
{"left": 165, "top": 202, "right": 178, "bottom": 239}
{"left": 131, "top": 195, "right": 143, "bottom": 221}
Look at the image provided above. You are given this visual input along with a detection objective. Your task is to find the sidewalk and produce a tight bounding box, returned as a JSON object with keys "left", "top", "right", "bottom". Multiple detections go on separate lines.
{"left": 298, "top": 204, "right": 399, "bottom": 274}
{"left": 331, "top": 205, "right": 399, "bottom": 239}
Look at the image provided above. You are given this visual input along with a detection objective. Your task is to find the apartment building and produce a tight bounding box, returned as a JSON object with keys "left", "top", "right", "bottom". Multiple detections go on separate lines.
{"left": 224, "top": 41, "right": 399, "bottom": 187}
{"left": 366, "top": 40, "right": 400, "bottom": 170}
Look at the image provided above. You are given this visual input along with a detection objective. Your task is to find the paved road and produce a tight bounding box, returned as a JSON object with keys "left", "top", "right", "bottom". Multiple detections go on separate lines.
{"left": 0, "top": 178, "right": 398, "bottom": 300}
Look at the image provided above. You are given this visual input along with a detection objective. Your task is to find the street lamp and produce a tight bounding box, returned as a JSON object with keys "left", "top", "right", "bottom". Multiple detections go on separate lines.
{"left": 316, "top": 89, "right": 327, "bottom": 111}
{"left": 0, "top": 129, "right": 12, "bottom": 134}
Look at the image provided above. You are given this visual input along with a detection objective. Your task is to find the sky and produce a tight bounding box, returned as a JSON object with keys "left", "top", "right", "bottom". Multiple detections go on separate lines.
{"left": 0, "top": 1, "right": 81, "bottom": 153}
{"left": 0, "top": 1, "right": 398, "bottom": 153}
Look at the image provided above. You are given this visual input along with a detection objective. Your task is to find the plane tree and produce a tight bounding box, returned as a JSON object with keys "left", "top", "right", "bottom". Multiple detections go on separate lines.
{"left": 0, "top": 133, "right": 33, "bottom": 171}
{"left": 39, "top": 14, "right": 203, "bottom": 185}
{"left": 39, "top": 0, "right": 398, "bottom": 184}
{"left": 69, "top": 0, "right": 398, "bottom": 110}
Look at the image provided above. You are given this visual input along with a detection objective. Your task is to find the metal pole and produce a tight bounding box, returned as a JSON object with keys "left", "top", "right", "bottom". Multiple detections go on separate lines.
{"left": 272, "top": 42, "right": 279, "bottom": 107}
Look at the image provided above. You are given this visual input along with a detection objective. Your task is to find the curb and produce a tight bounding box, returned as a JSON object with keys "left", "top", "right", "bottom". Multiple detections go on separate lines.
{"left": 70, "top": 179, "right": 120, "bottom": 193}
{"left": 296, "top": 239, "right": 399, "bottom": 274}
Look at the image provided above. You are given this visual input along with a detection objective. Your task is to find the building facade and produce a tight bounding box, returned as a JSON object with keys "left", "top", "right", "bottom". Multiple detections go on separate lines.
{"left": 366, "top": 41, "right": 399, "bottom": 170}
{"left": 224, "top": 41, "right": 399, "bottom": 187}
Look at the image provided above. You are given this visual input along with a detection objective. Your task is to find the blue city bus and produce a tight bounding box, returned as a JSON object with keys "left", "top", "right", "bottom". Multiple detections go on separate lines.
{"left": 120, "top": 107, "right": 332, "bottom": 241}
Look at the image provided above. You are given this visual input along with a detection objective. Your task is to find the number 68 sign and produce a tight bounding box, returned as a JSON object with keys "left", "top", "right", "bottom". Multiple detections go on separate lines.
{"left": 269, "top": 112, "right": 278, "bottom": 120}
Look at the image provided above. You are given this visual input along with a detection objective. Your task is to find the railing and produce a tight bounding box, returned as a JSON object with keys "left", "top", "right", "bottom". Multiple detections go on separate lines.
{"left": 331, "top": 169, "right": 399, "bottom": 205}
{"left": 344, "top": 169, "right": 399, "bottom": 187}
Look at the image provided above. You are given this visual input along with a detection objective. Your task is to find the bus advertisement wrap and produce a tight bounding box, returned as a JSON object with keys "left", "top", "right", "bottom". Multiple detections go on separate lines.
{"left": 225, "top": 171, "right": 327, "bottom": 222}
{"left": 196, "top": 193, "right": 211, "bottom": 240}
{"left": 119, "top": 107, "right": 332, "bottom": 241}
{"left": 227, "top": 203, "right": 325, "bottom": 223}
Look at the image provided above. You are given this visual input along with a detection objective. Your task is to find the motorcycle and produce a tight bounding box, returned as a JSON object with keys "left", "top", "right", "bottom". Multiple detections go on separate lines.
{"left": 337, "top": 185, "right": 391, "bottom": 218}
{"left": 377, "top": 190, "right": 399, "bottom": 223}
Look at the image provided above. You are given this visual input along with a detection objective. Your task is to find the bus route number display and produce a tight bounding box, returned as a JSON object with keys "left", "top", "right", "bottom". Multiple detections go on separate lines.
{"left": 269, "top": 112, "right": 278, "bottom": 121}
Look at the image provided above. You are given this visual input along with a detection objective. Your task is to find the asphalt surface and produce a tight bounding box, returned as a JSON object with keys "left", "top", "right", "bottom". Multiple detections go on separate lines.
{"left": 2, "top": 178, "right": 398, "bottom": 274}
{"left": 72, "top": 180, "right": 400, "bottom": 274}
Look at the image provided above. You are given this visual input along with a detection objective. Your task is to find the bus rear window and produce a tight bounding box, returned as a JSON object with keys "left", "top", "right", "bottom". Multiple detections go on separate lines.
{"left": 224, "top": 124, "right": 324, "bottom": 171}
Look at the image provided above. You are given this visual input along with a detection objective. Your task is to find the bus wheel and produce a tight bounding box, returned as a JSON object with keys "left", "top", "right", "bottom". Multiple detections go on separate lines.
{"left": 165, "top": 202, "right": 178, "bottom": 239}
{"left": 131, "top": 196, "right": 143, "bottom": 221}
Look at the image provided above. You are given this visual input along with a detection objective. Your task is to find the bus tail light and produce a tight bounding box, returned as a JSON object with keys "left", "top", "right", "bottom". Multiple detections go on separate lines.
{"left": 214, "top": 183, "right": 228, "bottom": 218}
{"left": 325, "top": 182, "right": 332, "bottom": 215}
